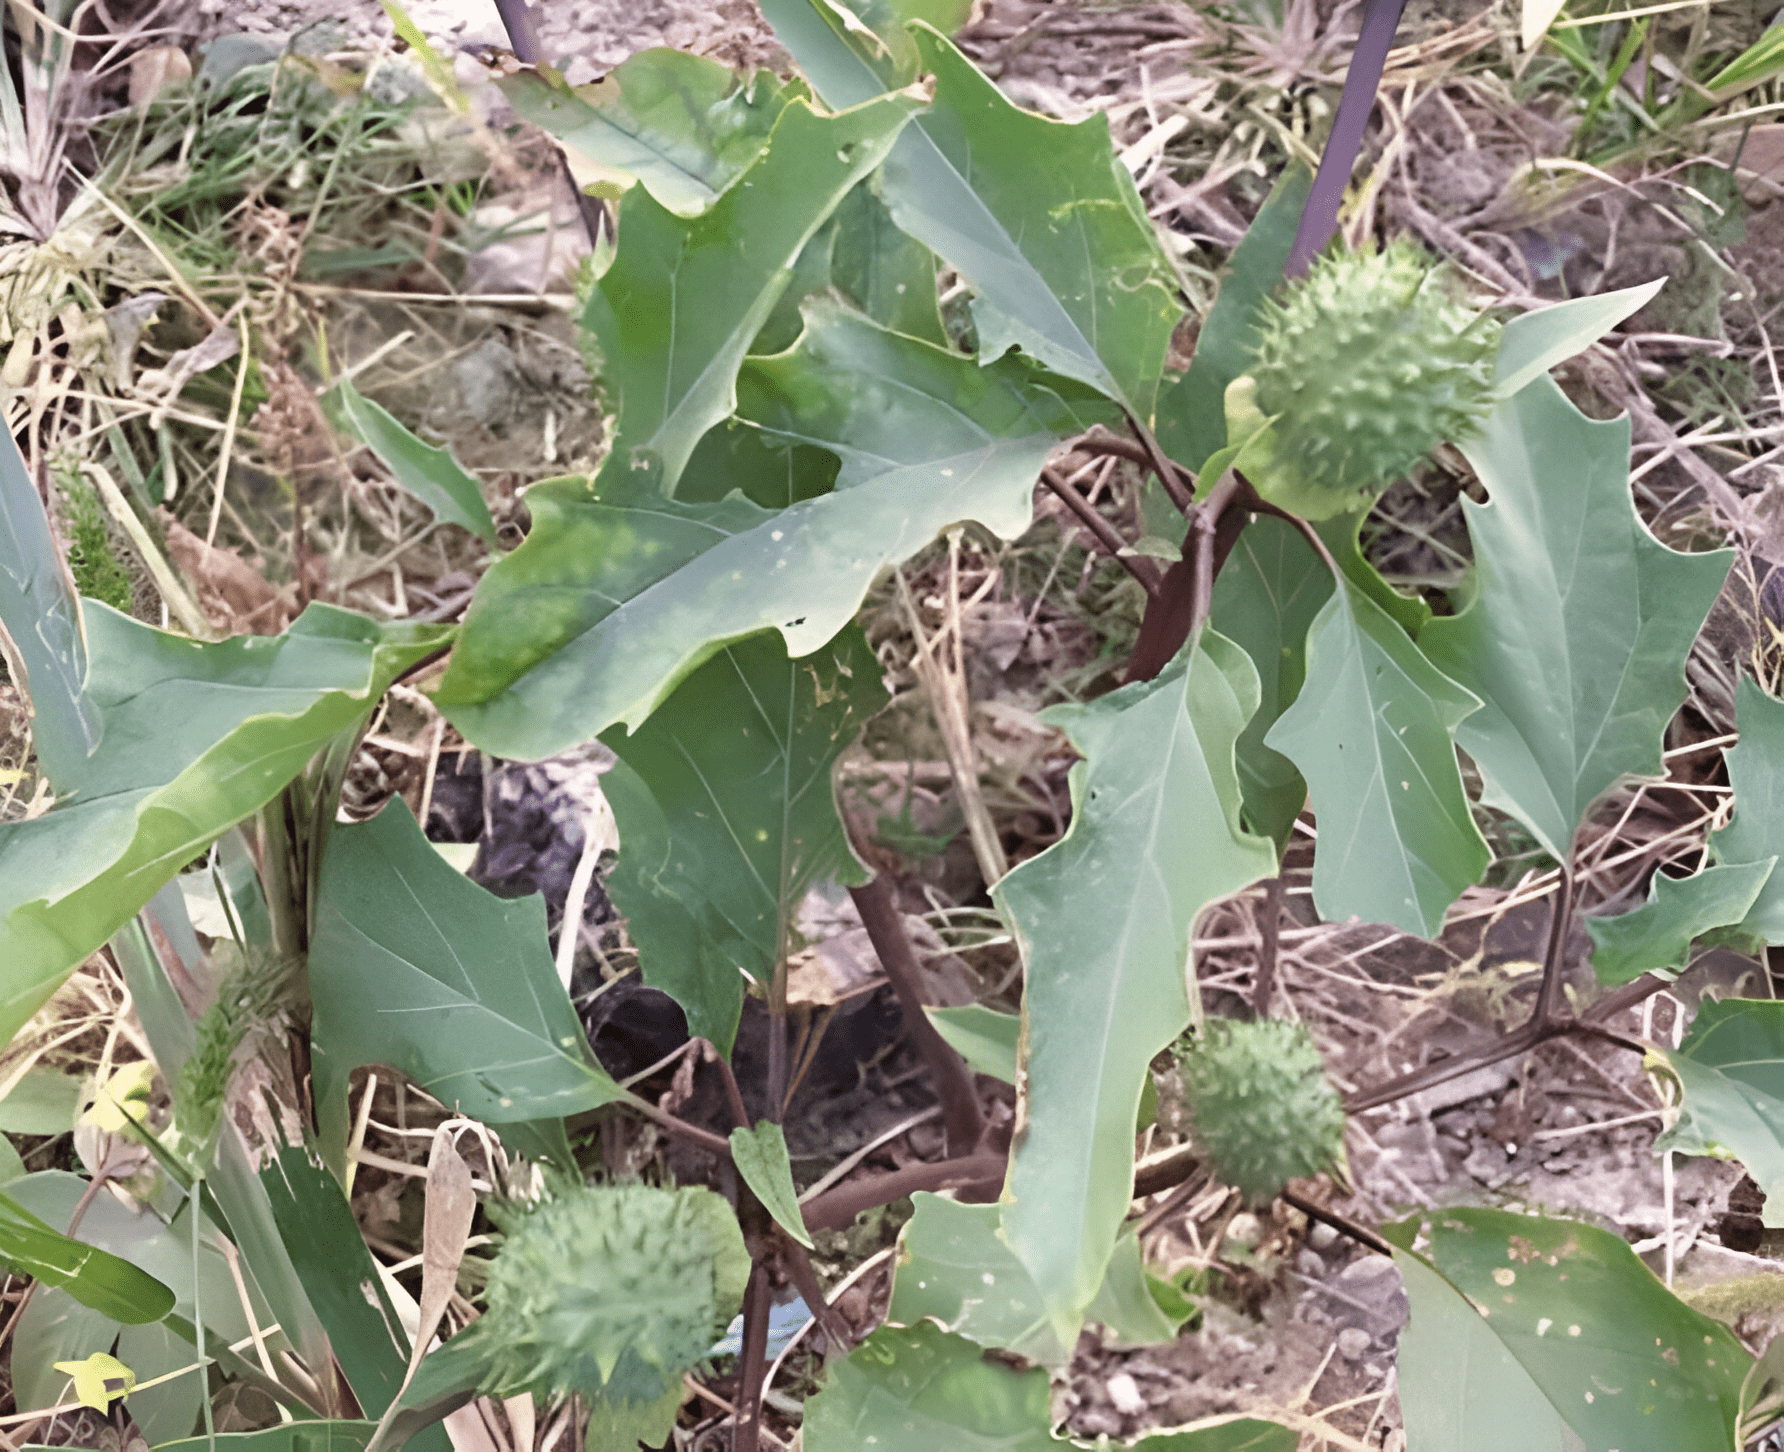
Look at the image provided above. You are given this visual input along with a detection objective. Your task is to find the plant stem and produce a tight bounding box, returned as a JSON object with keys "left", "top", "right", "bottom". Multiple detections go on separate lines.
{"left": 779, "top": 1235, "right": 854, "bottom": 1354}
{"left": 1253, "top": 875, "right": 1286, "bottom": 1016}
{"left": 1532, "top": 863, "right": 1577, "bottom": 1029}
{"left": 732, "top": 1263, "right": 772, "bottom": 1452}
{"left": 1124, "top": 411, "right": 1197, "bottom": 513}
{"left": 848, "top": 877, "right": 986, "bottom": 1155}
{"left": 619, "top": 1092, "right": 733, "bottom": 1158}
{"left": 801, "top": 1154, "right": 1007, "bottom": 1232}
{"left": 713, "top": 1049, "right": 753, "bottom": 1131}
{"left": 1285, "top": 0, "right": 1411, "bottom": 277}
{"left": 1040, "top": 466, "right": 1160, "bottom": 594}
{"left": 1280, "top": 1187, "right": 1393, "bottom": 1256}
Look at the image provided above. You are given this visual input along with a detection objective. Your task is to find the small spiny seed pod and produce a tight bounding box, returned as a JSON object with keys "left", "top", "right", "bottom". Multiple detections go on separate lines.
{"left": 476, "top": 1182, "right": 750, "bottom": 1405}
{"left": 1230, "top": 241, "right": 1499, "bottom": 519}
{"left": 1177, "top": 1018, "right": 1348, "bottom": 1207}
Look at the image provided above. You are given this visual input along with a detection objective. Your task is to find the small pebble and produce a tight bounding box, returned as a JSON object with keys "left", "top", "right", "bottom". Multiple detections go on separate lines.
{"left": 1337, "top": 1327, "right": 1372, "bottom": 1361}
{"left": 1307, "top": 1222, "right": 1339, "bottom": 1251}
{"left": 1296, "top": 1248, "right": 1325, "bottom": 1277}
{"left": 1105, "top": 1373, "right": 1147, "bottom": 1417}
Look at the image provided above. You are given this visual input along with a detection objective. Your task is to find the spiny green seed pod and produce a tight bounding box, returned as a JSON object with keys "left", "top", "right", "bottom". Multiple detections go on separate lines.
{"left": 1177, "top": 1018, "right": 1348, "bottom": 1207}
{"left": 1229, "top": 242, "right": 1499, "bottom": 519}
{"left": 476, "top": 1182, "right": 750, "bottom": 1405}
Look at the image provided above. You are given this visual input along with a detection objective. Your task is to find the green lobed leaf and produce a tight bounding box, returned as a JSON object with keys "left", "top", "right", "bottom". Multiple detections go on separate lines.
{"left": 755, "top": 0, "right": 968, "bottom": 103}
{"left": 754, "top": 181, "right": 948, "bottom": 354}
{"left": 729, "top": 1121, "right": 813, "bottom": 1248}
{"left": 802, "top": 1322, "right": 1056, "bottom": 1451}
{"left": 1154, "top": 167, "right": 1310, "bottom": 479}
{"left": 0, "top": 426, "right": 101, "bottom": 786}
{"left": 602, "top": 628, "right": 886, "bottom": 1052}
{"left": 896, "top": 27, "right": 1180, "bottom": 415}
{"left": 1586, "top": 861, "right": 1774, "bottom": 985}
{"left": 1316, "top": 510, "right": 1432, "bottom": 637}
{"left": 436, "top": 305, "right": 1098, "bottom": 756}
{"left": 0, "top": 1187, "right": 173, "bottom": 1325}
{"left": 995, "top": 633, "right": 1275, "bottom": 1340}
{"left": 759, "top": 3, "right": 1179, "bottom": 413}
{"left": 1393, "top": 1240, "right": 1599, "bottom": 1451}
{"left": 307, "top": 796, "right": 622, "bottom": 1175}
{"left": 327, "top": 380, "right": 496, "bottom": 545}
{"left": 1710, "top": 678, "right": 1784, "bottom": 942}
{"left": 1421, "top": 373, "right": 1732, "bottom": 861}
{"left": 1265, "top": 581, "right": 1489, "bottom": 936}
{"left": 1209, "top": 514, "right": 1329, "bottom": 848}
{"left": 1384, "top": 1207, "right": 1750, "bottom": 1449}
{"left": 500, "top": 50, "right": 799, "bottom": 216}
{"left": 803, "top": 1321, "right": 1291, "bottom": 1450}
{"left": 582, "top": 90, "right": 917, "bottom": 494}
{"left": 0, "top": 604, "right": 450, "bottom": 1047}
{"left": 923, "top": 1003, "right": 1018, "bottom": 1082}
{"left": 888, "top": 1194, "right": 1178, "bottom": 1366}
{"left": 1493, "top": 281, "right": 1666, "bottom": 398}
{"left": 1653, "top": 998, "right": 1784, "bottom": 1227}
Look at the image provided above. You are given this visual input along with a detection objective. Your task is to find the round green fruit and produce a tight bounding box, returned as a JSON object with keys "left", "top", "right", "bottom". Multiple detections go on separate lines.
{"left": 1229, "top": 242, "right": 1499, "bottom": 519}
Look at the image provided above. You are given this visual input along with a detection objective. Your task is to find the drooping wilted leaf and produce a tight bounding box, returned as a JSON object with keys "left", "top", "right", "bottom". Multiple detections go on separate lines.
{"left": 1710, "top": 678, "right": 1784, "bottom": 942}
{"left": 888, "top": 1195, "right": 1179, "bottom": 1366}
{"left": 1586, "top": 861, "right": 1774, "bottom": 985}
{"left": 1155, "top": 167, "right": 1309, "bottom": 479}
{"left": 995, "top": 633, "right": 1275, "bottom": 1340}
{"left": 1265, "top": 581, "right": 1489, "bottom": 935}
{"left": 1209, "top": 514, "right": 1329, "bottom": 847}
{"left": 308, "top": 797, "right": 623, "bottom": 1171}
{"left": 437, "top": 306, "right": 1098, "bottom": 757}
{"left": 0, "top": 604, "right": 450, "bottom": 1045}
{"left": 582, "top": 91, "right": 916, "bottom": 494}
{"left": 1421, "top": 373, "right": 1731, "bottom": 861}
{"left": 1653, "top": 998, "right": 1784, "bottom": 1226}
{"left": 327, "top": 380, "right": 496, "bottom": 545}
{"left": 1385, "top": 1207, "right": 1749, "bottom": 1450}
{"left": 501, "top": 49, "right": 800, "bottom": 215}
{"left": 603, "top": 628, "right": 886, "bottom": 1052}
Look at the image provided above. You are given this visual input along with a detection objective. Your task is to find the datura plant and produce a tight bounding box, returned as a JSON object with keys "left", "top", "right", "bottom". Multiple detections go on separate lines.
{"left": 0, "top": 1, "right": 1779, "bottom": 1450}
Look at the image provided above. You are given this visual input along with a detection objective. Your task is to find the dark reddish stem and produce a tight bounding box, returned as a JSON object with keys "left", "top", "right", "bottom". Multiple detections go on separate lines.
{"left": 849, "top": 877, "right": 986, "bottom": 1155}
{"left": 1285, "top": 0, "right": 1411, "bottom": 277}
{"left": 801, "top": 1154, "right": 1007, "bottom": 1232}
{"left": 1041, "top": 466, "right": 1161, "bottom": 594}
{"left": 732, "top": 1263, "right": 772, "bottom": 1452}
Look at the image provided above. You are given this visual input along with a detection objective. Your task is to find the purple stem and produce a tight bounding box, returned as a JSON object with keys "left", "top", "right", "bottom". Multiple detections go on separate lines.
{"left": 491, "top": 0, "right": 542, "bottom": 64}
{"left": 1284, "top": 0, "right": 1410, "bottom": 277}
